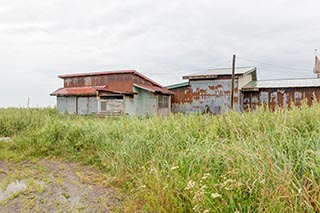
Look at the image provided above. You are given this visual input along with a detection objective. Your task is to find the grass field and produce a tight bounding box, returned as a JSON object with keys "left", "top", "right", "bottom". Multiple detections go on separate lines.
{"left": 0, "top": 105, "right": 320, "bottom": 212}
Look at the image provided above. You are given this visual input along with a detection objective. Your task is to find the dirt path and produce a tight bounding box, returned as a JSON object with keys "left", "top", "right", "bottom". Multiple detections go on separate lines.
{"left": 0, "top": 158, "right": 121, "bottom": 212}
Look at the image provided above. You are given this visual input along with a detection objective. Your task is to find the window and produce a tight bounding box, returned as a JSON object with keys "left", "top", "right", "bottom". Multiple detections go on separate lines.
{"left": 158, "top": 95, "right": 169, "bottom": 108}
{"left": 100, "top": 101, "right": 107, "bottom": 112}
{"left": 99, "top": 95, "right": 124, "bottom": 113}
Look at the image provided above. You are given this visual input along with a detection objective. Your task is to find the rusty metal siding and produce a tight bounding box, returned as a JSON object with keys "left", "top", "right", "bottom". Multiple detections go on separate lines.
{"left": 243, "top": 87, "right": 320, "bottom": 111}
{"left": 63, "top": 73, "right": 159, "bottom": 90}
{"left": 63, "top": 73, "right": 134, "bottom": 88}
{"left": 169, "top": 85, "right": 192, "bottom": 113}
{"left": 170, "top": 79, "right": 240, "bottom": 114}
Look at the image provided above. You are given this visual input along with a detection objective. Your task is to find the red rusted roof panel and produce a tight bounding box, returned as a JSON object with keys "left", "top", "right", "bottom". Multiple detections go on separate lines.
{"left": 51, "top": 86, "right": 136, "bottom": 96}
{"left": 50, "top": 87, "right": 97, "bottom": 96}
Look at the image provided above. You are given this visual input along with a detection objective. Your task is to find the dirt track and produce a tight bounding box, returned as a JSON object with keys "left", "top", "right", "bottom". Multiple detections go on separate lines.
{"left": 0, "top": 158, "right": 121, "bottom": 212}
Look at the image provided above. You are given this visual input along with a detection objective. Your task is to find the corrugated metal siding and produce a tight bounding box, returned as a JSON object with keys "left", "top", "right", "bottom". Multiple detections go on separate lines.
{"left": 63, "top": 73, "right": 161, "bottom": 91}
{"left": 133, "top": 87, "right": 157, "bottom": 116}
{"left": 169, "top": 79, "right": 240, "bottom": 114}
{"left": 88, "top": 97, "right": 98, "bottom": 114}
{"left": 124, "top": 96, "right": 134, "bottom": 116}
{"left": 77, "top": 97, "right": 98, "bottom": 115}
{"left": 57, "top": 96, "right": 97, "bottom": 114}
{"left": 243, "top": 87, "right": 320, "bottom": 111}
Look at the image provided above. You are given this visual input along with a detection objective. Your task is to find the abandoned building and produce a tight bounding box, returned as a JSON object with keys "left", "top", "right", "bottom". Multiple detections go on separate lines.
{"left": 50, "top": 70, "right": 173, "bottom": 116}
{"left": 167, "top": 67, "right": 257, "bottom": 114}
{"left": 168, "top": 58, "right": 320, "bottom": 113}
{"left": 242, "top": 78, "right": 320, "bottom": 111}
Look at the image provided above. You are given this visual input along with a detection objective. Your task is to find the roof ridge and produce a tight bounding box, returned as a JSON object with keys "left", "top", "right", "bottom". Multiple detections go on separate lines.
{"left": 58, "top": 70, "right": 136, "bottom": 78}
{"left": 253, "top": 78, "right": 320, "bottom": 82}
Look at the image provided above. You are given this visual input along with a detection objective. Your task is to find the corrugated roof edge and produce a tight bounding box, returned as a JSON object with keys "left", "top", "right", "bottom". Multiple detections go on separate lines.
{"left": 133, "top": 83, "right": 174, "bottom": 95}
{"left": 182, "top": 66, "right": 256, "bottom": 80}
{"left": 58, "top": 70, "right": 135, "bottom": 78}
{"left": 166, "top": 82, "right": 189, "bottom": 89}
{"left": 242, "top": 78, "right": 320, "bottom": 91}
{"left": 57, "top": 69, "right": 164, "bottom": 89}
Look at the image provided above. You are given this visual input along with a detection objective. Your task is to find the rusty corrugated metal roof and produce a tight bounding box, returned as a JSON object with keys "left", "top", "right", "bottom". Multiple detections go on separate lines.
{"left": 94, "top": 86, "right": 134, "bottom": 94}
{"left": 50, "top": 87, "right": 97, "bottom": 96}
{"left": 183, "top": 67, "right": 256, "bottom": 80}
{"left": 51, "top": 84, "right": 172, "bottom": 96}
{"left": 242, "top": 78, "right": 320, "bottom": 91}
{"left": 51, "top": 86, "right": 136, "bottom": 96}
{"left": 134, "top": 83, "right": 174, "bottom": 95}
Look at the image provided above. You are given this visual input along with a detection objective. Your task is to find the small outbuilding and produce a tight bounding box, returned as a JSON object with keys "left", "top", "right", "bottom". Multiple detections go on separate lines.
{"left": 50, "top": 70, "right": 173, "bottom": 116}
{"left": 167, "top": 67, "right": 257, "bottom": 114}
{"left": 242, "top": 78, "right": 320, "bottom": 111}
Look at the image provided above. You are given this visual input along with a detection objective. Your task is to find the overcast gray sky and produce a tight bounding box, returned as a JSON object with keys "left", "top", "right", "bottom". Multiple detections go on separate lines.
{"left": 1, "top": 0, "right": 319, "bottom": 107}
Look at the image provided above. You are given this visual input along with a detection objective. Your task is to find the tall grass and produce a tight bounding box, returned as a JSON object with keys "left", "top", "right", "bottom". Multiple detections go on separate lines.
{"left": 0, "top": 105, "right": 320, "bottom": 212}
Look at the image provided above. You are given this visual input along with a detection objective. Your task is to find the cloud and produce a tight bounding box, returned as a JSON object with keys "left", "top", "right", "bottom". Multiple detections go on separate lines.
{"left": 0, "top": 0, "right": 319, "bottom": 106}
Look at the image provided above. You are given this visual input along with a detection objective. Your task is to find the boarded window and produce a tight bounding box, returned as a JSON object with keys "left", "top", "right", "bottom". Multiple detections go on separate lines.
{"left": 99, "top": 95, "right": 124, "bottom": 113}
{"left": 158, "top": 95, "right": 169, "bottom": 108}
{"left": 100, "top": 101, "right": 107, "bottom": 112}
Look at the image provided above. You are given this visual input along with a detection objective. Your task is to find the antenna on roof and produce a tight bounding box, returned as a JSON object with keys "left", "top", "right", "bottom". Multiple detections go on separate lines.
{"left": 315, "top": 49, "right": 318, "bottom": 56}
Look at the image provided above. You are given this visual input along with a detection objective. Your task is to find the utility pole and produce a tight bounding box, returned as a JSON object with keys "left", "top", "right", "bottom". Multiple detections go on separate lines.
{"left": 230, "top": 54, "right": 236, "bottom": 110}
{"left": 27, "top": 97, "right": 30, "bottom": 108}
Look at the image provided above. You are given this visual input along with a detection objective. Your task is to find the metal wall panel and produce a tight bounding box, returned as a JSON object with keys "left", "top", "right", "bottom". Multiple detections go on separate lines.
{"left": 57, "top": 97, "right": 67, "bottom": 113}
{"left": 243, "top": 87, "right": 320, "bottom": 111}
{"left": 66, "top": 97, "right": 77, "bottom": 114}
{"left": 88, "top": 97, "right": 98, "bottom": 114}
{"left": 77, "top": 97, "right": 89, "bottom": 115}
{"left": 169, "top": 79, "right": 239, "bottom": 114}
{"left": 133, "top": 87, "right": 157, "bottom": 116}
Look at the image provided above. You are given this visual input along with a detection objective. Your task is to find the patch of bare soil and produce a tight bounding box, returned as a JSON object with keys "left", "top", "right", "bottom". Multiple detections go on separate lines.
{"left": 0, "top": 158, "right": 121, "bottom": 212}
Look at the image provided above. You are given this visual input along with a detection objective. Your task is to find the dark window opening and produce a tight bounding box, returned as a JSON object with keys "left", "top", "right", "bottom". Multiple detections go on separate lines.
{"left": 158, "top": 95, "right": 169, "bottom": 108}
{"left": 100, "top": 95, "right": 123, "bottom": 100}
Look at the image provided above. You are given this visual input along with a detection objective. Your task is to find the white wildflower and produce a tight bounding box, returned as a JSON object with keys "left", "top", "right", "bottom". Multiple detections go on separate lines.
{"left": 193, "top": 190, "right": 204, "bottom": 202}
{"left": 211, "top": 193, "right": 221, "bottom": 199}
{"left": 201, "top": 173, "right": 211, "bottom": 180}
{"left": 185, "top": 180, "right": 196, "bottom": 190}
{"left": 223, "top": 179, "right": 235, "bottom": 186}
{"left": 170, "top": 166, "right": 179, "bottom": 170}
{"left": 139, "top": 185, "right": 146, "bottom": 189}
{"left": 193, "top": 204, "right": 201, "bottom": 213}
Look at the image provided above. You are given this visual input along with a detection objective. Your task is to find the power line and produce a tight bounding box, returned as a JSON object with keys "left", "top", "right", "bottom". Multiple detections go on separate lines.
{"left": 210, "top": 60, "right": 232, "bottom": 68}
{"left": 237, "top": 56, "right": 311, "bottom": 72}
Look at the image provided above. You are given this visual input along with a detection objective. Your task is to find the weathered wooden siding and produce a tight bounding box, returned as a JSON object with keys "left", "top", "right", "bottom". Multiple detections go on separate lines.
{"left": 243, "top": 87, "right": 320, "bottom": 111}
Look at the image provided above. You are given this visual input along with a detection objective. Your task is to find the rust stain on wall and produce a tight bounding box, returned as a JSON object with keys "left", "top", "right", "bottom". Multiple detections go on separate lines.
{"left": 170, "top": 79, "right": 240, "bottom": 114}
{"left": 243, "top": 88, "right": 320, "bottom": 111}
